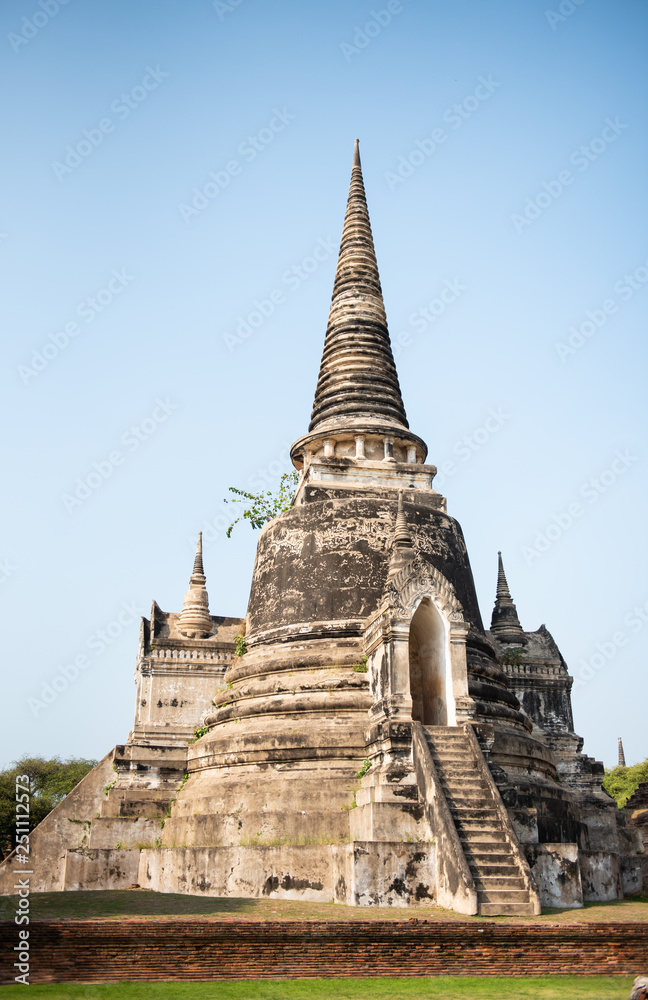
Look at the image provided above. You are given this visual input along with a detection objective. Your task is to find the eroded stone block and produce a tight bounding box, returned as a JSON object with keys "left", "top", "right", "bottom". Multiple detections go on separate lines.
{"left": 523, "top": 843, "right": 582, "bottom": 908}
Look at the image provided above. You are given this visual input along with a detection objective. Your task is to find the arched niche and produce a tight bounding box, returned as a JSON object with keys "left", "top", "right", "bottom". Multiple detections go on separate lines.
{"left": 408, "top": 598, "right": 453, "bottom": 726}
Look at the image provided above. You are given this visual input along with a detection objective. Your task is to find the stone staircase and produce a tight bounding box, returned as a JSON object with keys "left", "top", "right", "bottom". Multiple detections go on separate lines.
{"left": 423, "top": 726, "right": 537, "bottom": 916}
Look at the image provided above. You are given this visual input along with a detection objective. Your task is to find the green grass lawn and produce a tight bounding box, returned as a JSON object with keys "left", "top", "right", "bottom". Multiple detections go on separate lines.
{"left": 0, "top": 978, "right": 638, "bottom": 999}
{"left": 0, "top": 890, "right": 646, "bottom": 923}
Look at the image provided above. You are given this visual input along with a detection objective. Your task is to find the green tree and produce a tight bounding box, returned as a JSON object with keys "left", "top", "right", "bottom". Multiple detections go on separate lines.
{"left": 0, "top": 755, "right": 97, "bottom": 858}
{"left": 603, "top": 757, "right": 648, "bottom": 808}
{"left": 224, "top": 470, "right": 299, "bottom": 537}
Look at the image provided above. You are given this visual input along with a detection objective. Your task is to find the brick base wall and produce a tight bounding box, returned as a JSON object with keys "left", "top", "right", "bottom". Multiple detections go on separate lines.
{"left": 2, "top": 920, "right": 646, "bottom": 984}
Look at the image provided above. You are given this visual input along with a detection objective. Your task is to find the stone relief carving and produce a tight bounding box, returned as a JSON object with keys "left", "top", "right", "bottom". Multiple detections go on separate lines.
{"left": 386, "top": 552, "right": 464, "bottom": 623}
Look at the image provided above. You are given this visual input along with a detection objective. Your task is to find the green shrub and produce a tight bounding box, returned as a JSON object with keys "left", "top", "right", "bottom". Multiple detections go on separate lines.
{"left": 603, "top": 758, "right": 648, "bottom": 807}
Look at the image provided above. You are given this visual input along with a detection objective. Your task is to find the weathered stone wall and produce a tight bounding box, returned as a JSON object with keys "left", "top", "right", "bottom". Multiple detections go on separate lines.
{"left": 2, "top": 919, "right": 646, "bottom": 984}
{"left": 523, "top": 843, "right": 583, "bottom": 908}
{"left": 246, "top": 493, "right": 484, "bottom": 643}
{"left": 56, "top": 842, "right": 436, "bottom": 907}
{"left": 61, "top": 848, "right": 140, "bottom": 890}
{"left": 0, "top": 753, "right": 115, "bottom": 895}
{"left": 498, "top": 626, "right": 574, "bottom": 735}
{"left": 620, "top": 854, "right": 646, "bottom": 896}
{"left": 579, "top": 851, "right": 621, "bottom": 901}
{"left": 140, "top": 842, "right": 435, "bottom": 907}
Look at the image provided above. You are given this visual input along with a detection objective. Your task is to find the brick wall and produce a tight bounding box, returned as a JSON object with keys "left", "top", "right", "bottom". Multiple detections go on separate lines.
{"left": 1, "top": 919, "right": 646, "bottom": 984}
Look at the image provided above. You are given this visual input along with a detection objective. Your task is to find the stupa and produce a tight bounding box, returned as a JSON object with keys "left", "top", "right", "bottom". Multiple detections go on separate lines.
{"left": 2, "top": 142, "right": 643, "bottom": 912}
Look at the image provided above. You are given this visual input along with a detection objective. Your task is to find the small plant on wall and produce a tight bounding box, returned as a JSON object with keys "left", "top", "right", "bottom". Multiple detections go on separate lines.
{"left": 225, "top": 471, "right": 299, "bottom": 537}
{"left": 501, "top": 646, "right": 525, "bottom": 667}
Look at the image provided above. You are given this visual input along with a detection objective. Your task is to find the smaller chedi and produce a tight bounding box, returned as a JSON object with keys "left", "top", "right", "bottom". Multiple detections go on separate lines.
{"left": 2, "top": 142, "right": 644, "bottom": 913}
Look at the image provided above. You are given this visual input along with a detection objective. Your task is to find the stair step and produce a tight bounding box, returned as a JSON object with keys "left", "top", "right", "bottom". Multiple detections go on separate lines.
{"left": 438, "top": 777, "right": 482, "bottom": 785}
{"left": 443, "top": 787, "right": 485, "bottom": 796}
{"left": 439, "top": 774, "right": 482, "bottom": 783}
{"left": 440, "top": 777, "right": 485, "bottom": 788}
{"left": 466, "top": 845, "right": 514, "bottom": 854}
{"left": 465, "top": 850, "right": 515, "bottom": 861}
{"left": 478, "top": 888, "right": 529, "bottom": 902}
{"left": 433, "top": 760, "right": 478, "bottom": 770}
{"left": 452, "top": 808, "right": 498, "bottom": 819}
{"left": 475, "top": 877, "right": 526, "bottom": 890}
{"left": 458, "top": 824, "right": 507, "bottom": 835}
{"left": 470, "top": 863, "right": 520, "bottom": 877}
{"left": 435, "top": 758, "right": 477, "bottom": 765}
{"left": 480, "top": 902, "right": 536, "bottom": 917}
{"left": 462, "top": 846, "right": 510, "bottom": 858}
{"left": 454, "top": 816, "right": 500, "bottom": 826}
{"left": 461, "top": 837, "right": 512, "bottom": 849}
{"left": 423, "top": 726, "right": 467, "bottom": 734}
{"left": 457, "top": 830, "right": 511, "bottom": 854}
{"left": 466, "top": 855, "right": 516, "bottom": 867}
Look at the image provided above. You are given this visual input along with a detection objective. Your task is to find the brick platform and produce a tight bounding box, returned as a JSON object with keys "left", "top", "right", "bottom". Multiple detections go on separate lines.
{"left": 2, "top": 919, "right": 647, "bottom": 983}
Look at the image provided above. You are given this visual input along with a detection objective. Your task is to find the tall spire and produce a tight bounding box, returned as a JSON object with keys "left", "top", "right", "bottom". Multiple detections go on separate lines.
{"left": 490, "top": 552, "right": 526, "bottom": 642}
{"left": 308, "top": 139, "right": 408, "bottom": 434}
{"left": 178, "top": 533, "right": 212, "bottom": 639}
{"left": 618, "top": 737, "right": 626, "bottom": 767}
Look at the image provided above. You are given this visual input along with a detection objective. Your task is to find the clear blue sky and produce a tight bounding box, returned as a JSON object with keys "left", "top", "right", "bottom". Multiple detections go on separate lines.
{"left": 1, "top": 0, "right": 646, "bottom": 770}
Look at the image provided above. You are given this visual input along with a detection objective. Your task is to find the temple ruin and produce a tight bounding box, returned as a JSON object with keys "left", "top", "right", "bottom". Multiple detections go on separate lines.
{"left": 2, "top": 141, "right": 643, "bottom": 913}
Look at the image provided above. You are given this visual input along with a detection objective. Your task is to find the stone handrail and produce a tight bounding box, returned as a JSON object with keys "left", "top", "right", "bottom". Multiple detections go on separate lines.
{"left": 463, "top": 723, "right": 541, "bottom": 914}
{"left": 410, "top": 721, "right": 478, "bottom": 915}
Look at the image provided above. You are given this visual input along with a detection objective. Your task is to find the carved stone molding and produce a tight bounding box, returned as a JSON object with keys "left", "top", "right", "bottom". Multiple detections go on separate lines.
{"left": 385, "top": 553, "right": 464, "bottom": 624}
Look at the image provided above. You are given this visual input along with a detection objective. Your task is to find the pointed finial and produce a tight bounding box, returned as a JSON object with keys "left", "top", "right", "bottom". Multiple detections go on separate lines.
{"left": 618, "top": 737, "right": 626, "bottom": 767}
{"left": 178, "top": 534, "right": 212, "bottom": 639}
{"left": 393, "top": 491, "right": 413, "bottom": 548}
{"left": 490, "top": 551, "right": 525, "bottom": 641}
{"left": 387, "top": 493, "right": 415, "bottom": 581}
{"left": 192, "top": 531, "right": 205, "bottom": 580}
{"left": 353, "top": 138, "right": 361, "bottom": 168}
{"left": 496, "top": 551, "right": 512, "bottom": 601}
